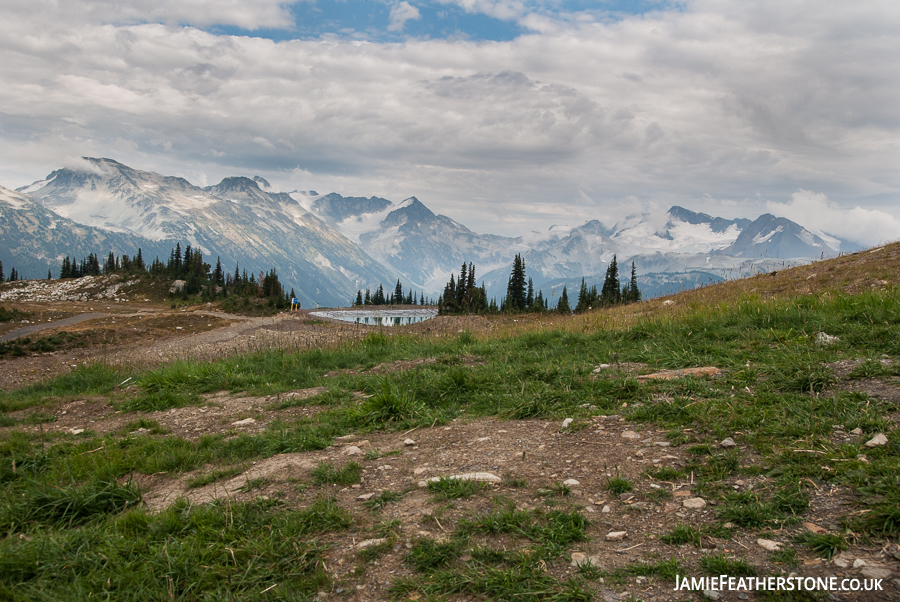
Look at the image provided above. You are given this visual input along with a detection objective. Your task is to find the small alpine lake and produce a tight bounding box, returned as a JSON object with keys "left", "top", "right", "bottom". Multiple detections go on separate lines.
{"left": 309, "top": 308, "right": 438, "bottom": 327}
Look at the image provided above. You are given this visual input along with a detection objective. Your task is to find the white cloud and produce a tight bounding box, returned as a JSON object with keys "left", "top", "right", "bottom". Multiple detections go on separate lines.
{"left": 0, "top": 0, "right": 897, "bottom": 239}
{"left": 435, "top": 0, "right": 526, "bottom": 22}
{"left": 388, "top": 2, "right": 421, "bottom": 32}
{"left": 766, "top": 191, "right": 900, "bottom": 247}
{"left": 2, "top": 0, "right": 296, "bottom": 30}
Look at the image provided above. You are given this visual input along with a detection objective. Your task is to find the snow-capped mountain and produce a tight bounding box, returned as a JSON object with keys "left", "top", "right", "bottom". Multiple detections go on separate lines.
{"left": 3, "top": 157, "right": 863, "bottom": 305}
{"left": 0, "top": 185, "right": 171, "bottom": 280}
{"left": 299, "top": 192, "right": 516, "bottom": 292}
{"left": 15, "top": 159, "right": 394, "bottom": 307}
{"left": 299, "top": 192, "right": 858, "bottom": 299}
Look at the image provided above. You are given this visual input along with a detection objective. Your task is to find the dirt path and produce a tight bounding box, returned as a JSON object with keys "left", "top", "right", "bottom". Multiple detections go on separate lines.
{"left": 0, "top": 313, "right": 109, "bottom": 342}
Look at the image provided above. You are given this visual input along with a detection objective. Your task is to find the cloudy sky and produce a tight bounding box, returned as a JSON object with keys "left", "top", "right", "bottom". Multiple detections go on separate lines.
{"left": 1, "top": 0, "right": 898, "bottom": 244}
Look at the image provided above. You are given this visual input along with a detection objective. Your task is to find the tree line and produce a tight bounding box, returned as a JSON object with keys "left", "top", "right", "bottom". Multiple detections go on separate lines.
{"left": 438, "top": 253, "right": 641, "bottom": 315}
{"left": 52, "top": 245, "right": 295, "bottom": 308}
{"left": 353, "top": 280, "right": 434, "bottom": 307}
{"left": 0, "top": 261, "right": 22, "bottom": 283}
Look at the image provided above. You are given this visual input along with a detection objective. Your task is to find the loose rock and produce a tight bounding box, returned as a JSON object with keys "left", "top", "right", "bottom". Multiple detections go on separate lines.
{"left": 865, "top": 433, "right": 888, "bottom": 447}
{"left": 720, "top": 437, "right": 736, "bottom": 448}
{"left": 606, "top": 531, "right": 627, "bottom": 541}
{"left": 342, "top": 446, "right": 363, "bottom": 456}
{"left": 757, "top": 539, "right": 782, "bottom": 552}
{"left": 425, "top": 472, "right": 501, "bottom": 483}
{"left": 561, "top": 418, "right": 574, "bottom": 429}
{"left": 683, "top": 497, "right": 707, "bottom": 509}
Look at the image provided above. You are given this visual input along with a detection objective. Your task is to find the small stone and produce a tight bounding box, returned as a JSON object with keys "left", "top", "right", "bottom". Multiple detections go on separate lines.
{"left": 413, "top": 467, "right": 427, "bottom": 475}
{"left": 703, "top": 590, "right": 722, "bottom": 600}
{"left": 630, "top": 502, "right": 649, "bottom": 510}
{"left": 356, "top": 538, "right": 388, "bottom": 549}
{"left": 683, "top": 497, "right": 707, "bottom": 509}
{"left": 403, "top": 438, "right": 416, "bottom": 446}
{"left": 653, "top": 441, "right": 671, "bottom": 447}
{"left": 621, "top": 431, "right": 640, "bottom": 440}
{"left": 561, "top": 418, "right": 574, "bottom": 429}
{"left": 342, "top": 446, "right": 363, "bottom": 456}
{"left": 584, "top": 505, "right": 596, "bottom": 513}
{"left": 852, "top": 559, "right": 867, "bottom": 569}
{"left": 606, "top": 531, "right": 627, "bottom": 541}
{"left": 720, "top": 437, "right": 736, "bottom": 448}
{"left": 563, "top": 479, "right": 580, "bottom": 486}
{"left": 601, "top": 505, "right": 612, "bottom": 513}
{"left": 816, "top": 332, "right": 840, "bottom": 345}
{"left": 865, "top": 433, "right": 888, "bottom": 447}
{"left": 417, "top": 480, "right": 427, "bottom": 488}
{"left": 757, "top": 539, "right": 782, "bottom": 552}
{"left": 357, "top": 493, "right": 376, "bottom": 500}
{"left": 570, "top": 552, "right": 586, "bottom": 566}
{"left": 356, "top": 439, "right": 372, "bottom": 448}
{"left": 861, "top": 567, "right": 893, "bottom": 580}
{"left": 231, "top": 418, "right": 256, "bottom": 426}
{"left": 673, "top": 490, "right": 692, "bottom": 497}
{"left": 850, "top": 428, "right": 863, "bottom": 436}
{"left": 426, "top": 472, "right": 501, "bottom": 483}
{"left": 69, "top": 428, "right": 84, "bottom": 435}
{"left": 833, "top": 557, "right": 850, "bottom": 569}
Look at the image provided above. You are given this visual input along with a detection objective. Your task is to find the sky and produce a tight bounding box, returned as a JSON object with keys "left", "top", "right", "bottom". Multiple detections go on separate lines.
{"left": 0, "top": 0, "right": 898, "bottom": 245}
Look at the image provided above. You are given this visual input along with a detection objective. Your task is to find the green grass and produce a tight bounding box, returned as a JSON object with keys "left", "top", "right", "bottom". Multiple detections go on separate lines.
{"left": 428, "top": 477, "right": 490, "bottom": 500}
{"left": 795, "top": 532, "right": 848, "bottom": 561}
{"left": 185, "top": 466, "right": 243, "bottom": 488}
{"left": 0, "top": 497, "right": 347, "bottom": 599}
{"left": 699, "top": 553, "right": 756, "bottom": 577}
{"left": 605, "top": 476, "right": 633, "bottom": 495}
{"left": 2, "top": 285, "right": 900, "bottom": 599}
{"left": 362, "top": 489, "right": 406, "bottom": 511}
{"left": 311, "top": 461, "right": 362, "bottom": 485}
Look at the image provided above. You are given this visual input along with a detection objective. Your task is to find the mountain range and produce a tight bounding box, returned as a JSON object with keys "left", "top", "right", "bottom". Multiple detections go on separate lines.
{"left": 0, "top": 157, "right": 862, "bottom": 306}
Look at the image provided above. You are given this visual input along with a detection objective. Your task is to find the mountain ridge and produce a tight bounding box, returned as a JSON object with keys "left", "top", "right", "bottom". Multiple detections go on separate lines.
{"left": 3, "top": 157, "right": 864, "bottom": 305}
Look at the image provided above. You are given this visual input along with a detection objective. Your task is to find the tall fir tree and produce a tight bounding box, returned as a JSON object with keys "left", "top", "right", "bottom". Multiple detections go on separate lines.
{"left": 505, "top": 254, "right": 527, "bottom": 311}
{"left": 557, "top": 286, "right": 571, "bottom": 313}
{"left": 0, "top": 260, "right": 3, "bottom": 282}
{"left": 393, "top": 279, "right": 403, "bottom": 305}
{"left": 628, "top": 261, "right": 641, "bottom": 303}
{"left": 600, "top": 255, "right": 621, "bottom": 305}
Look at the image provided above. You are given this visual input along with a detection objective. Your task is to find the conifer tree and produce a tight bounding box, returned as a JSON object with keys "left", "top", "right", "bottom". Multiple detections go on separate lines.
{"left": 628, "top": 261, "right": 641, "bottom": 303}
{"left": 601, "top": 255, "right": 621, "bottom": 305}
{"left": 47, "top": 269, "right": 52, "bottom": 280}
{"left": 557, "top": 286, "right": 571, "bottom": 313}
{"left": 0, "top": 260, "right": 4, "bottom": 282}
{"left": 355, "top": 290, "right": 363, "bottom": 306}
{"left": 526, "top": 278, "right": 534, "bottom": 309}
{"left": 505, "top": 254, "right": 527, "bottom": 311}
{"left": 364, "top": 288, "right": 371, "bottom": 305}
{"left": 420, "top": 292, "right": 425, "bottom": 306}
{"left": 393, "top": 279, "right": 403, "bottom": 305}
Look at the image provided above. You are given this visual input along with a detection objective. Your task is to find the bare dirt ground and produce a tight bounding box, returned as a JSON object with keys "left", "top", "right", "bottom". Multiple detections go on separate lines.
{"left": 2, "top": 271, "right": 900, "bottom": 601}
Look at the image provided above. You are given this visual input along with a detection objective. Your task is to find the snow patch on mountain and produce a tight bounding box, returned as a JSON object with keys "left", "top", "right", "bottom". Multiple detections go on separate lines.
{"left": 753, "top": 226, "right": 783, "bottom": 245}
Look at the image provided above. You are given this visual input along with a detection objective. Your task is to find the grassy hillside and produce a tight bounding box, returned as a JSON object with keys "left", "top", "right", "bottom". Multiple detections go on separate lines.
{"left": 0, "top": 243, "right": 898, "bottom": 600}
